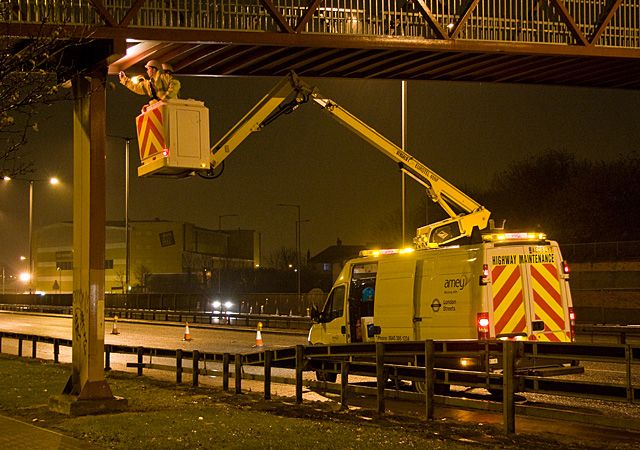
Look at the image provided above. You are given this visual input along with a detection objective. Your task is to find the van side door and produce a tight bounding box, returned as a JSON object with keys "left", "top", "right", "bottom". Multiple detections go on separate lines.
{"left": 314, "top": 284, "right": 348, "bottom": 344}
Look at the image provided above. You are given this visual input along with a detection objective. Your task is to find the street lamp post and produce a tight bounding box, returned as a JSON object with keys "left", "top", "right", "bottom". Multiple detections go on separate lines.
{"left": 125, "top": 138, "right": 130, "bottom": 291}
{"left": 277, "top": 203, "right": 302, "bottom": 302}
{"left": 108, "top": 135, "right": 133, "bottom": 292}
{"left": 28, "top": 180, "right": 33, "bottom": 290}
{"left": 16, "top": 177, "right": 59, "bottom": 292}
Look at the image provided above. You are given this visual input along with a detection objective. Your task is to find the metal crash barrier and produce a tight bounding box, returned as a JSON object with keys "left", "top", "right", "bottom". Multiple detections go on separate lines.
{"left": 1, "top": 332, "right": 639, "bottom": 434}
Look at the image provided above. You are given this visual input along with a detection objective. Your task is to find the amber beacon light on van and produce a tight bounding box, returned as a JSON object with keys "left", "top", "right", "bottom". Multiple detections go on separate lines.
{"left": 482, "top": 232, "right": 547, "bottom": 242}
{"left": 359, "top": 248, "right": 415, "bottom": 257}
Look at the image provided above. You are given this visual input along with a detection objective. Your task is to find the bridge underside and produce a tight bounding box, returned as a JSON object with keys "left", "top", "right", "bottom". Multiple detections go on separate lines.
{"left": 6, "top": 0, "right": 640, "bottom": 89}
{"left": 107, "top": 32, "right": 640, "bottom": 89}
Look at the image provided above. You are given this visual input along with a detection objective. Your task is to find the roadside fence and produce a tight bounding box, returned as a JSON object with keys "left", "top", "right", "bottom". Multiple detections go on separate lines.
{"left": 1, "top": 331, "right": 639, "bottom": 434}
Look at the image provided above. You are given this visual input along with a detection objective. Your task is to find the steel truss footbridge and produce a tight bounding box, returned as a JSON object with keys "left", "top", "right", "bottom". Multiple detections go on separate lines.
{"left": 6, "top": 0, "right": 640, "bottom": 88}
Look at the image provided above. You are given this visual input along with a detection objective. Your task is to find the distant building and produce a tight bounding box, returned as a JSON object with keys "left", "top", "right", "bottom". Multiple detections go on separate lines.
{"left": 33, "top": 220, "right": 260, "bottom": 293}
{"left": 308, "top": 238, "right": 366, "bottom": 281}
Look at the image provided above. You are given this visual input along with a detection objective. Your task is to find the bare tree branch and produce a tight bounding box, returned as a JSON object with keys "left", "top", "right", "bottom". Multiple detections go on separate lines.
{"left": 0, "top": 3, "right": 79, "bottom": 178}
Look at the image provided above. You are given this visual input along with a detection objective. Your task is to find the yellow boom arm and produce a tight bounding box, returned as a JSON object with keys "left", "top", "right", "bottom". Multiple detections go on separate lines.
{"left": 206, "top": 72, "right": 490, "bottom": 248}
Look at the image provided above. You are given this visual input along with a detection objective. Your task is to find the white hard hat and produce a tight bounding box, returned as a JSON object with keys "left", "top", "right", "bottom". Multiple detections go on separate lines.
{"left": 162, "top": 63, "right": 174, "bottom": 73}
{"left": 144, "top": 60, "right": 160, "bottom": 70}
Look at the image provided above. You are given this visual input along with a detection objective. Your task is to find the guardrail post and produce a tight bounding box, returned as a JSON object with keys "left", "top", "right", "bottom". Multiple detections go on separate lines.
{"left": 264, "top": 350, "right": 273, "bottom": 400}
{"left": 503, "top": 340, "right": 516, "bottom": 434}
{"left": 18, "top": 337, "right": 23, "bottom": 357}
{"left": 376, "top": 342, "right": 385, "bottom": 414}
{"left": 31, "top": 338, "right": 37, "bottom": 358}
{"left": 137, "top": 347, "right": 144, "bottom": 376}
{"left": 425, "top": 340, "right": 434, "bottom": 420}
{"left": 295, "top": 345, "right": 304, "bottom": 404}
{"left": 104, "top": 344, "right": 111, "bottom": 371}
{"left": 192, "top": 350, "right": 200, "bottom": 387}
{"left": 176, "top": 349, "right": 183, "bottom": 384}
{"left": 626, "top": 345, "right": 632, "bottom": 401}
{"left": 235, "top": 353, "right": 242, "bottom": 394}
{"left": 340, "top": 361, "right": 350, "bottom": 409}
{"left": 223, "top": 353, "right": 230, "bottom": 391}
{"left": 53, "top": 339, "right": 59, "bottom": 364}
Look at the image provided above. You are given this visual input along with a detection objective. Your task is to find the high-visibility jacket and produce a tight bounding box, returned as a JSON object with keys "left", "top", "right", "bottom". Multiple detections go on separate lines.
{"left": 121, "top": 72, "right": 169, "bottom": 101}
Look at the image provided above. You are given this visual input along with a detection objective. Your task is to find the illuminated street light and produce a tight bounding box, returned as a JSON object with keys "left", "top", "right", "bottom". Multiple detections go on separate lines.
{"left": 2, "top": 176, "right": 61, "bottom": 292}
{"left": 19, "top": 272, "right": 31, "bottom": 283}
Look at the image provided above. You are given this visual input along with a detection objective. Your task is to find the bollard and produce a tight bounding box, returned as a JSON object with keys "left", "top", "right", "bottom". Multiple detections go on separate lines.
{"left": 53, "top": 339, "right": 59, "bottom": 364}
{"left": 424, "top": 340, "right": 434, "bottom": 420}
{"left": 340, "top": 361, "right": 350, "bottom": 409}
{"left": 137, "top": 347, "right": 144, "bottom": 376}
{"left": 192, "top": 350, "right": 200, "bottom": 387}
{"left": 223, "top": 353, "right": 230, "bottom": 391}
{"left": 295, "top": 345, "right": 304, "bottom": 404}
{"left": 235, "top": 354, "right": 242, "bottom": 394}
{"left": 375, "top": 342, "right": 385, "bottom": 414}
{"left": 503, "top": 340, "right": 516, "bottom": 434}
{"left": 264, "top": 350, "right": 273, "bottom": 400}
{"left": 105, "top": 345, "right": 111, "bottom": 371}
{"left": 176, "top": 349, "right": 183, "bottom": 384}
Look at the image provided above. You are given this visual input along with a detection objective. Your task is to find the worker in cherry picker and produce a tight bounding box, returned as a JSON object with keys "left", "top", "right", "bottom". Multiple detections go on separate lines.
{"left": 118, "top": 59, "right": 175, "bottom": 111}
{"left": 161, "top": 63, "right": 181, "bottom": 100}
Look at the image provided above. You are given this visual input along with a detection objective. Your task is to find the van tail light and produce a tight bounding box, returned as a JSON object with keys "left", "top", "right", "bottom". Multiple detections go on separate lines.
{"left": 568, "top": 307, "right": 576, "bottom": 342}
{"left": 562, "top": 260, "right": 570, "bottom": 278}
{"left": 477, "top": 312, "right": 490, "bottom": 340}
{"left": 479, "top": 264, "right": 490, "bottom": 285}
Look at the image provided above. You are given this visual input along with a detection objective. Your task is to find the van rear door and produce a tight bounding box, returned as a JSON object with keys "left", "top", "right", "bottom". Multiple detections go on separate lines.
{"left": 487, "top": 244, "right": 571, "bottom": 342}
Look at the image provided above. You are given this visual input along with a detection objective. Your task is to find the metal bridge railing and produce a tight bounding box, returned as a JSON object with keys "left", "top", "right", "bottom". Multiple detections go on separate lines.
{"left": 8, "top": 0, "right": 640, "bottom": 49}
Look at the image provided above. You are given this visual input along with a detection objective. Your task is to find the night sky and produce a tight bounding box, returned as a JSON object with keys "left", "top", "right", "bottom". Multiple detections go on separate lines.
{"left": 1, "top": 75, "right": 639, "bottom": 274}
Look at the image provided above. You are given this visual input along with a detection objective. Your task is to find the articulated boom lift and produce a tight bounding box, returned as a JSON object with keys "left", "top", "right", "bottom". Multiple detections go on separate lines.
{"left": 142, "top": 72, "right": 491, "bottom": 248}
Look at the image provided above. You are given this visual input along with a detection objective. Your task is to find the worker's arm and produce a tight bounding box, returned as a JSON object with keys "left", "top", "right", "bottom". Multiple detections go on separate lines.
{"left": 119, "top": 71, "right": 150, "bottom": 96}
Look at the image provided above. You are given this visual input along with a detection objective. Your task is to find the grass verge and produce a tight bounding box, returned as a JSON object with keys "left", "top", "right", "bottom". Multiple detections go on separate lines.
{"left": 0, "top": 354, "right": 626, "bottom": 449}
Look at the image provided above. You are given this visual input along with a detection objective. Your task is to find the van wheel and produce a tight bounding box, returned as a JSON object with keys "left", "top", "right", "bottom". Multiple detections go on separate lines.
{"left": 316, "top": 371, "right": 337, "bottom": 382}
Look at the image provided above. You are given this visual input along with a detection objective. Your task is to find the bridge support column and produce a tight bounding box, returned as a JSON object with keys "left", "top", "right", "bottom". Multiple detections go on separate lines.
{"left": 50, "top": 72, "right": 127, "bottom": 415}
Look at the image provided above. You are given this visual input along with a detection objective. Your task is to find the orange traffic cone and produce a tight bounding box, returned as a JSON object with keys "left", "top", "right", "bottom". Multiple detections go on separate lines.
{"left": 110, "top": 315, "right": 120, "bottom": 335}
{"left": 255, "top": 322, "right": 264, "bottom": 347}
{"left": 183, "top": 322, "right": 192, "bottom": 341}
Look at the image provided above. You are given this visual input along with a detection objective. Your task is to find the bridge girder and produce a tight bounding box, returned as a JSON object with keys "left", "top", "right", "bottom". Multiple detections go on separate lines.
{"left": 4, "top": 0, "right": 640, "bottom": 89}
